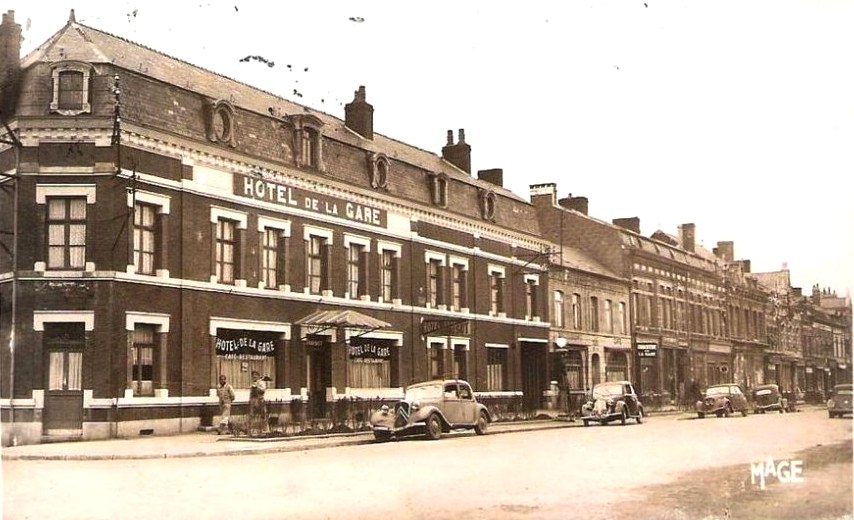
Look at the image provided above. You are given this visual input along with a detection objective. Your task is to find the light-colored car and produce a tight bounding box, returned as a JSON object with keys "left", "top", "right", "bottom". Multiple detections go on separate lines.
{"left": 696, "top": 384, "right": 749, "bottom": 418}
{"left": 580, "top": 381, "right": 644, "bottom": 426}
{"left": 369, "top": 379, "right": 491, "bottom": 441}
{"left": 827, "top": 384, "right": 853, "bottom": 418}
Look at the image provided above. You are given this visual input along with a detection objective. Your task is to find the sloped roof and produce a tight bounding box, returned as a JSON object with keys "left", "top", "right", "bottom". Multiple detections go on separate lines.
{"left": 21, "top": 19, "right": 526, "bottom": 203}
{"left": 295, "top": 309, "right": 391, "bottom": 330}
{"left": 557, "top": 245, "right": 622, "bottom": 281}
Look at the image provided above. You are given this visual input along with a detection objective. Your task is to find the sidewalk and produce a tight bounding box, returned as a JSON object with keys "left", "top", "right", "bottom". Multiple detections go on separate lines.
{"left": 1, "top": 418, "right": 578, "bottom": 461}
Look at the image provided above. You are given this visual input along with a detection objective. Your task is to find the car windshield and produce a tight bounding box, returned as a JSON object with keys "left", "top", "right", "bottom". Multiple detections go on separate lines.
{"left": 705, "top": 386, "right": 730, "bottom": 396}
{"left": 405, "top": 383, "right": 443, "bottom": 400}
{"left": 592, "top": 383, "right": 624, "bottom": 399}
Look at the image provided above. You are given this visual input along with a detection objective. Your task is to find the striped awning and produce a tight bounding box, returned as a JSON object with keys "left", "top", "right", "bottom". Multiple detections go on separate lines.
{"left": 295, "top": 309, "right": 391, "bottom": 330}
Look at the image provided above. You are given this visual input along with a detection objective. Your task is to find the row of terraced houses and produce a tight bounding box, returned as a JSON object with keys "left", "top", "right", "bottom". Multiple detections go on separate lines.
{"left": 1, "top": 11, "right": 850, "bottom": 445}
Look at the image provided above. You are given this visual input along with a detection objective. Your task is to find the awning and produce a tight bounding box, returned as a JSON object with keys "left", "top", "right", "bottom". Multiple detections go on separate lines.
{"left": 295, "top": 309, "right": 391, "bottom": 331}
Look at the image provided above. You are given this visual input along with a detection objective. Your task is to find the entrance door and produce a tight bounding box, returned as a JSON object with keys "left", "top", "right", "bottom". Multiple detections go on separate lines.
{"left": 307, "top": 346, "right": 332, "bottom": 419}
{"left": 520, "top": 343, "right": 547, "bottom": 414}
{"left": 43, "top": 324, "right": 84, "bottom": 435}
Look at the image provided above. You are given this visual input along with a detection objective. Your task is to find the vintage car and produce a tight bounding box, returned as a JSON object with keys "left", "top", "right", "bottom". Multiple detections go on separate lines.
{"left": 752, "top": 384, "right": 786, "bottom": 414}
{"left": 580, "top": 381, "right": 644, "bottom": 426}
{"left": 696, "top": 384, "right": 749, "bottom": 418}
{"left": 369, "top": 379, "right": 491, "bottom": 441}
{"left": 827, "top": 384, "right": 853, "bottom": 418}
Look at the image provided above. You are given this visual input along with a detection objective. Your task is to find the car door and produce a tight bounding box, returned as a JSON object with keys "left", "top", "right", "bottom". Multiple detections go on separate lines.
{"left": 730, "top": 385, "right": 747, "bottom": 411}
{"left": 442, "top": 382, "right": 464, "bottom": 425}
{"left": 457, "top": 382, "right": 478, "bottom": 424}
{"left": 622, "top": 383, "right": 639, "bottom": 416}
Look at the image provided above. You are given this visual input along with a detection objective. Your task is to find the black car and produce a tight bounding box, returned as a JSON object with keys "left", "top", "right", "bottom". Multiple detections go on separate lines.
{"left": 580, "top": 381, "right": 644, "bottom": 426}
{"left": 827, "top": 384, "right": 853, "bottom": 418}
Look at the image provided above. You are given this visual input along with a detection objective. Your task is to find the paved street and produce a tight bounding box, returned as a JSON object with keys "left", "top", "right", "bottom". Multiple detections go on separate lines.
{"left": 2, "top": 409, "right": 851, "bottom": 520}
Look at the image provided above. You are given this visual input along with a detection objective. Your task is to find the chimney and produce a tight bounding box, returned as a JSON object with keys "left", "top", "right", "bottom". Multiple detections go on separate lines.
{"left": 613, "top": 217, "right": 641, "bottom": 234}
{"left": 678, "top": 223, "right": 696, "bottom": 253}
{"left": 441, "top": 129, "right": 471, "bottom": 173}
{"left": 477, "top": 168, "right": 503, "bottom": 187}
{"left": 792, "top": 287, "right": 803, "bottom": 298}
{"left": 558, "top": 195, "right": 588, "bottom": 215}
{"left": 344, "top": 86, "right": 373, "bottom": 140}
{"left": 0, "top": 10, "right": 22, "bottom": 91}
{"left": 713, "top": 241, "right": 734, "bottom": 262}
{"left": 740, "top": 259, "right": 751, "bottom": 273}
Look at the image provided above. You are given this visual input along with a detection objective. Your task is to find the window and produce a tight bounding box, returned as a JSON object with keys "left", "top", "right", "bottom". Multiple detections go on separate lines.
{"left": 572, "top": 293, "right": 582, "bottom": 329}
{"left": 590, "top": 296, "right": 599, "bottom": 332}
{"left": 347, "top": 244, "right": 364, "bottom": 299}
{"left": 486, "top": 347, "right": 507, "bottom": 391}
{"left": 133, "top": 203, "right": 157, "bottom": 275}
{"left": 451, "top": 263, "right": 467, "bottom": 311}
{"left": 302, "top": 127, "right": 319, "bottom": 168}
{"left": 348, "top": 339, "right": 395, "bottom": 388}
{"left": 429, "top": 173, "right": 448, "bottom": 207}
{"left": 427, "top": 259, "right": 442, "bottom": 307}
{"left": 47, "top": 197, "right": 86, "bottom": 269}
{"left": 525, "top": 278, "right": 539, "bottom": 320}
{"left": 430, "top": 343, "right": 445, "bottom": 379}
{"left": 50, "top": 63, "right": 92, "bottom": 115}
{"left": 553, "top": 291, "right": 565, "bottom": 328}
{"left": 618, "top": 302, "right": 627, "bottom": 335}
{"left": 216, "top": 219, "right": 237, "bottom": 283}
{"left": 380, "top": 249, "right": 396, "bottom": 302}
{"left": 132, "top": 324, "right": 156, "bottom": 396}
{"left": 604, "top": 299, "right": 613, "bottom": 333}
{"left": 490, "top": 270, "right": 505, "bottom": 315}
{"left": 215, "top": 329, "right": 278, "bottom": 388}
{"left": 262, "top": 228, "right": 281, "bottom": 288}
{"left": 307, "top": 235, "right": 329, "bottom": 294}
{"left": 45, "top": 323, "right": 84, "bottom": 392}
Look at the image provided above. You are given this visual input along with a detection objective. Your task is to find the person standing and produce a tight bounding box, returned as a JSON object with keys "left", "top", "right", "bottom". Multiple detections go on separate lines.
{"left": 216, "top": 374, "right": 235, "bottom": 435}
{"left": 249, "top": 370, "right": 267, "bottom": 436}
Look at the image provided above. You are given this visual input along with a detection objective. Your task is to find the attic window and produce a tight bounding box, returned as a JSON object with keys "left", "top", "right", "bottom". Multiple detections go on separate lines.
{"left": 429, "top": 172, "right": 448, "bottom": 208}
{"left": 50, "top": 62, "right": 92, "bottom": 116}
{"left": 370, "top": 153, "right": 389, "bottom": 190}
{"left": 206, "top": 100, "right": 237, "bottom": 147}
{"left": 479, "top": 189, "right": 496, "bottom": 221}
{"left": 289, "top": 114, "right": 325, "bottom": 171}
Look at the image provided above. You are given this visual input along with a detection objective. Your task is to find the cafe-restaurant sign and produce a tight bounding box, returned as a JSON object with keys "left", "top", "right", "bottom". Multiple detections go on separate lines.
{"left": 236, "top": 173, "right": 386, "bottom": 227}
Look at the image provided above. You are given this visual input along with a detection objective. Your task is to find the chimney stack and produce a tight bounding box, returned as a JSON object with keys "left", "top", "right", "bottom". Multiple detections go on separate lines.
{"left": 441, "top": 128, "right": 471, "bottom": 173}
{"left": 678, "top": 223, "right": 696, "bottom": 253}
{"left": 344, "top": 86, "right": 374, "bottom": 140}
{"left": 613, "top": 217, "right": 641, "bottom": 234}
{"left": 713, "top": 241, "right": 734, "bottom": 262}
{"left": 477, "top": 168, "right": 503, "bottom": 187}
{"left": 0, "top": 11, "right": 22, "bottom": 96}
{"left": 529, "top": 183, "right": 557, "bottom": 205}
{"left": 558, "top": 195, "right": 588, "bottom": 215}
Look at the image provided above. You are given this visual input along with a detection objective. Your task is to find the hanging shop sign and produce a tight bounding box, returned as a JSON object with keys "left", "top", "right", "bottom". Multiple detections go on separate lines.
{"left": 215, "top": 329, "right": 278, "bottom": 359}
{"left": 237, "top": 173, "right": 387, "bottom": 227}
{"left": 637, "top": 343, "right": 658, "bottom": 358}
{"left": 420, "top": 318, "right": 471, "bottom": 338}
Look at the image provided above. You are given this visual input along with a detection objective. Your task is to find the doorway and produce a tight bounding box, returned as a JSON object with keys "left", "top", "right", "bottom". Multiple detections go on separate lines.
{"left": 307, "top": 345, "right": 332, "bottom": 419}
{"left": 43, "top": 323, "right": 85, "bottom": 435}
{"left": 520, "top": 342, "right": 547, "bottom": 414}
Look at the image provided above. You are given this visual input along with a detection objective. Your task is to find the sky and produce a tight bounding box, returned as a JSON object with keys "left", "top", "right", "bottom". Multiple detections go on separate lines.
{"left": 6, "top": 1, "right": 854, "bottom": 298}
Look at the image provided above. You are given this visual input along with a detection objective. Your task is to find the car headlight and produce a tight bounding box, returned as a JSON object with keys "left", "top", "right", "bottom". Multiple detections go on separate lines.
{"left": 827, "top": 399, "right": 835, "bottom": 408}
{"left": 381, "top": 404, "right": 389, "bottom": 415}
{"left": 411, "top": 401, "right": 420, "bottom": 411}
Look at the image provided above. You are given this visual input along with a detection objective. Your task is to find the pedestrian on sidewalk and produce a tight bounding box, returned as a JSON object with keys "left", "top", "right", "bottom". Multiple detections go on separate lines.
{"left": 249, "top": 371, "right": 267, "bottom": 436}
{"left": 216, "top": 374, "right": 235, "bottom": 435}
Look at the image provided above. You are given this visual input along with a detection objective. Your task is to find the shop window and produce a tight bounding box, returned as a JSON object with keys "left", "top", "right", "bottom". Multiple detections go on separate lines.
{"left": 47, "top": 197, "right": 87, "bottom": 270}
{"left": 50, "top": 63, "right": 92, "bottom": 115}
{"left": 347, "top": 339, "right": 395, "bottom": 388}
{"left": 214, "top": 329, "right": 278, "bottom": 388}
{"left": 486, "top": 347, "right": 507, "bottom": 391}
{"left": 605, "top": 351, "right": 628, "bottom": 382}
{"left": 132, "top": 324, "right": 156, "bottom": 396}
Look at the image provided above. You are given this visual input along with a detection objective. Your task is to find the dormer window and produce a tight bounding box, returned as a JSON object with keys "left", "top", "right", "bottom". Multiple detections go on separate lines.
{"left": 429, "top": 172, "right": 448, "bottom": 208}
{"left": 50, "top": 62, "right": 92, "bottom": 116}
{"left": 479, "top": 189, "right": 496, "bottom": 221}
{"left": 289, "top": 114, "right": 325, "bottom": 171}
{"left": 370, "top": 153, "right": 390, "bottom": 190}
{"left": 206, "top": 100, "right": 237, "bottom": 147}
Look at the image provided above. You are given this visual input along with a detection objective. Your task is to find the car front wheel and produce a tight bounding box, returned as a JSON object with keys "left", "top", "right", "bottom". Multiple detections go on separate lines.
{"left": 474, "top": 412, "right": 489, "bottom": 435}
{"left": 425, "top": 413, "right": 442, "bottom": 440}
{"left": 636, "top": 409, "right": 643, "bottom": 424}
{"left": 620, "top": 408, "right": 627, "bottom": 425}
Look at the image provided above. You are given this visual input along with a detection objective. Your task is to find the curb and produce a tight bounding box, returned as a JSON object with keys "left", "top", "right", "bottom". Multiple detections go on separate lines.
{"left": 2, "top": 420, "right": 575, "bottom": 461}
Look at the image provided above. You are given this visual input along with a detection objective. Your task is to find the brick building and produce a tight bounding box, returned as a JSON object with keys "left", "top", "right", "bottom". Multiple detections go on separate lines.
{"left": 0, "top": 11, "right": 552, "bottom": 445}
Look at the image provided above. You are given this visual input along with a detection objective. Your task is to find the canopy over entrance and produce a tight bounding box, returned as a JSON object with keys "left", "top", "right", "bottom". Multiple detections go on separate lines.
{"left": 295, "top": 309, "right": 392, "bottom": 332}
